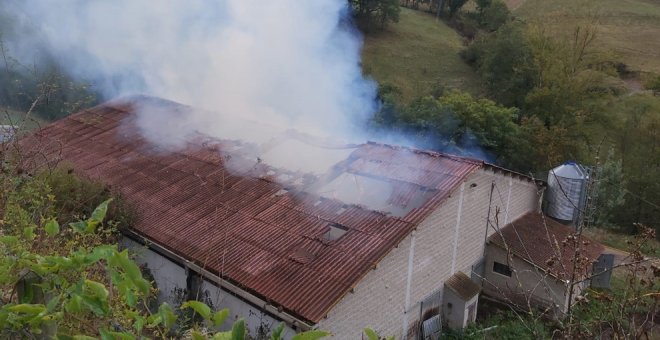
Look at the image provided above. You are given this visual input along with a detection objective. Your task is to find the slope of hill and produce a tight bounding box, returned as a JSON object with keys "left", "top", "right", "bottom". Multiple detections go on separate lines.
{"left": 1, "top": 109, "right": 50, "bottom": 135}
{"left": 512, "top": 0, "right": 660, "bottom": 74}
{"left": 361, "top": 7, "right": 482, "bottom": 102}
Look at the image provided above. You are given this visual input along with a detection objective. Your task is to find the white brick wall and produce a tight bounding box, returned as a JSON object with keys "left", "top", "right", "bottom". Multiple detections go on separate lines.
{"left": 121, "top": 237, "right": 188, "bottom": 307}
{"left": 121, "top": 237, "right": 298, "bottom": 339}
{"left": 201, "top": 281, "right": 298, "bottom": 338}
{"left": 317, "top": 169, "right": 541, "bottom": 338}
{"left": 483, "top": 244, "right": 570, "bottom": 314}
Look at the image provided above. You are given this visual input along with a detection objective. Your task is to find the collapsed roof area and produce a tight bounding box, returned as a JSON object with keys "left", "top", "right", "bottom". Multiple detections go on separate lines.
{"left": 19, "top": 96, "right": 486, "bottom": 323}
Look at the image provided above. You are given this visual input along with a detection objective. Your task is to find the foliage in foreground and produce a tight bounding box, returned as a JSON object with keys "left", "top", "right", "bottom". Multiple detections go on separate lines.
{"left": 0, "top": 164, "right": 331, "bottom": 339}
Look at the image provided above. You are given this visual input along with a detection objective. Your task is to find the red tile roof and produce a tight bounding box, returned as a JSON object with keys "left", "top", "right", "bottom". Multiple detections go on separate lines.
{"left": 20, "top": 97, "right": 483, "bottom": 323}
{"left": 489, "top": 212, "right": 604, "bottom": 280}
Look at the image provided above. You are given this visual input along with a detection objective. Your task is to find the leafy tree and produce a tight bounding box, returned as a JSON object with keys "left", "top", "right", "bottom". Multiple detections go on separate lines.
{"left": 373, "top": 90, "right": 531, "bottom": 169}
{"left": 462, "top": 22, "right": 538, "bottom": 108}
{"left": 348, "top": 0, "right": 400, "bottom": 31}
{"left": 377, "top": 0, "right": 401, "bottom": 29}
{"left": 437, "top": 90, "right": 525, "bottom": 165}
{"left": 447, "top": 0, "right": 469, "bottom": 18}
{"left": 591, "top": 148, "right": 627, "bottom": 228}
{"left": 476, "top": 0, "right": 510, "bottom": 32}
{"left": 608, "top": 95, "right": 660, "bottom": 236}
{"left": 524, "top": 24, "right": 610, "bottom": 128}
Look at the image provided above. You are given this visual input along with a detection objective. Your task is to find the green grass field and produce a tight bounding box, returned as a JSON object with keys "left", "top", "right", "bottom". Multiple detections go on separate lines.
{"left": 512, "top": 0, "right": 660, "bottom": 74}
{"left": 361, "top": 7, "right": 483, "bottom": 102}
{"left": 1, "top": 108, "right": 49, "bottom": 135}
{"left": 584, "top": 227, "right": 660, "bottom": 257}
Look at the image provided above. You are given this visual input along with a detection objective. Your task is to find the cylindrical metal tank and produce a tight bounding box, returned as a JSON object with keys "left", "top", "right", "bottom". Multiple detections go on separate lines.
{"left": 546, "top": 161, "right": 588, "bottom": 224}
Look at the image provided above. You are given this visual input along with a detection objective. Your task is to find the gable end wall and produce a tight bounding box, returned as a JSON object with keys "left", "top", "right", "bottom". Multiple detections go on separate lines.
{"left": 316, "top": 168, "right": 540, "bottom": 338}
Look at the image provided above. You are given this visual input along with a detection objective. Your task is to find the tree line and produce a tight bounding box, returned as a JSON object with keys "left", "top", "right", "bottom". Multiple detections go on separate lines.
{"left": 368, "top": 0, "right": 659, "bottom": 237}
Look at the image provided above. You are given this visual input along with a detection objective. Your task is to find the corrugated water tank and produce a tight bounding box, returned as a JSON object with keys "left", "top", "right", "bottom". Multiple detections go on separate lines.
{"left": 546, "top": 161, "right": 588, "bottom": 223}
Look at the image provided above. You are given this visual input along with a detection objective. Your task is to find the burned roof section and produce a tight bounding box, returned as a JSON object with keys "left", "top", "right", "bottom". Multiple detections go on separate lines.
{"left": 19, "top": 96, "right": 483, "bottom": 323}
{"left": 489, "top": 212, "right": 605, "bottom": 280}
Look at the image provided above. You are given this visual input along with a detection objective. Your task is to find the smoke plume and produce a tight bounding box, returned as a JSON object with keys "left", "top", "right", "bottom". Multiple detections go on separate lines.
{"left": 4, "top": 0, "right": 377, "bottom": 147}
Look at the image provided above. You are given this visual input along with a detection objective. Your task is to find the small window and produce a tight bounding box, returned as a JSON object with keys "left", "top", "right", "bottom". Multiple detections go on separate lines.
{"left": 493, "top": 261, "right": 512, "bottom": 277}
{"left": 323, "top": 223, "right": 348, "bottom": 241}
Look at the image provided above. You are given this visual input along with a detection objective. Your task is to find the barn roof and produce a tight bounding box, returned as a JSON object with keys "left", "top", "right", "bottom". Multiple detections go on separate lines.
{"left": 489, "top": 212, "right": 604, "bottom": 280}
{"left": 20, "top": 96, "right": 485, "bottom": 324}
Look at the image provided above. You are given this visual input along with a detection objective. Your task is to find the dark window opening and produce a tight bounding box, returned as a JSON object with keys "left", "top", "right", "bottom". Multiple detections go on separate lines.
{"left": 493, "top": 261, "right": 512, "bottom": 277}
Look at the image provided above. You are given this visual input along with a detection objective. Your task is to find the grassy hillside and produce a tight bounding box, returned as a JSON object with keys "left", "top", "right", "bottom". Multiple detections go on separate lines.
{"left": 1, "top": 108, "right": 49, "bottom": 135}
{"left": 361, "top": 7, "right": 482, "bottom": 102}
{"left": 511, "top": 0, "right": 660, "bottom": 74}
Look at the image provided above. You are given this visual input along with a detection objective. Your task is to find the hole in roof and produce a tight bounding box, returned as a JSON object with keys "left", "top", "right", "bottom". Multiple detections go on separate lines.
{"left": 273, "top": 189, "right": 289, "bottom": 197}
{"left": 323, "top": 223, "right": 348, "bottom": 241}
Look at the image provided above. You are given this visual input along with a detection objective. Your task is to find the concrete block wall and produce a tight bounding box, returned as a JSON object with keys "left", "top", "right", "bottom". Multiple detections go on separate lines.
{"left": 201, "top": 281, "right": 297, "bottom": 338}
{"left": 121, "top": 237, "right": 297, "bottom": 338}
{"left": 317, "top": 168, "right": 541, "bottom": 338}
{"left": 483, "top": 244, "right": 570, "bottom": 314}
{"left": 121, "top": 238, "right": 188, "bottom": 307}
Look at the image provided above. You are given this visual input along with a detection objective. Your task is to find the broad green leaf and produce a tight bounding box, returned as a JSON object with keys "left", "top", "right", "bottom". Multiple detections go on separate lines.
{"left": 7, "top": 303, "right": 46, "bottom": 315}
{"left": 192, "top": 330, "right": 208, "bottom": 340}
{"left": 65, "top": 294, "right": 83, "bottom": 313}
{"left": 81, "top": 295, "right": 109, "bottom": 316}
{"left": 124, "top": 286, "right": 137, "bottom": 307}
{"left": 211, "top": 331, "right": 232, "bottom": 340}
{"left": 69, "top": 221, "right": 87, "bottom": 233}
{"left": 46, "top": 295, "right": 61, "bottom": 311}
{"left": 270, "top": 322, "right": 285, "bottom": 340}
{"left": 231, "top": 319, "right": 245, "bottom": 340}
{"left": 363, "top": 328, "right": 379, "bottom": 340}
{"left": 291, "top": 330, "right": 331, "bottom": 340}
{"left": 109, "top": 250, "right": 149, "bottom": 296}
{"left": 23, "top": 226, "right": 35, "bottom": 240}
{"left": 86, "top": 198, "right": 113, "bottom": 233}
{"left": 100, "top": 328, "right": 136, "bottom": 340}
{"left": 84, "top": 280, "right": 109, "bottom": 300}
{"left": 72, "top": 336, "right": 97, "bottom": 340}
{"left": 212, "top": 308, "right": 230, "bottom": 327}
{"left": 181, "top": 300, "right": 212, "bottom": 320}
{"left": 132, "top": 314, "right": 145, "bottom": 332}
{"left": 158, "top": 302, "right": 177, "bottom": 330}
{"left": 91, "top": 198, "right": 113, "bottom": 223}
{"left": 86, "top": 245, "right": 116, "bottom": 263}
{"left": 44, "top": 219, "right": 60, "bottom": 236}
{"left": 146, "top": 314, "right": 162, "bottom": 328}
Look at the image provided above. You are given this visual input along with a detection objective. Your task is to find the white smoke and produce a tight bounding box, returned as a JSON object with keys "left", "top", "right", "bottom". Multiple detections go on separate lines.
{"left": 4, "top": 0, "right": 377, "bottom": 147}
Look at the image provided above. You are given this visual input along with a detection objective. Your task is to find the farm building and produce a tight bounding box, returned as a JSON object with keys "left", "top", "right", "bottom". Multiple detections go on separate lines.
{"left": 18, "top": 96, "right": 604, "bottom": 338}
{"left": 484, "top": 212, "right": 605, "bottom": 317}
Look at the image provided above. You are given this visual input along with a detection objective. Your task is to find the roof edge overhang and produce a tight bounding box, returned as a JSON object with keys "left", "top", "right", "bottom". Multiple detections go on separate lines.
{"left": 122, "top": 229, "right": 316, "bottom": 330}
{"left": 482, "top": 162, "right": 544, "bottom": 185}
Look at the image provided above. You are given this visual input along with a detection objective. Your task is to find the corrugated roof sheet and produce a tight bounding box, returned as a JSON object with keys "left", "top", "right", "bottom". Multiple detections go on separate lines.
{"left": 489, "top": 212, "right": 604, "bottom": 280}
{"left": 19, "top": 96, "right": 482, "bottom": 323}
